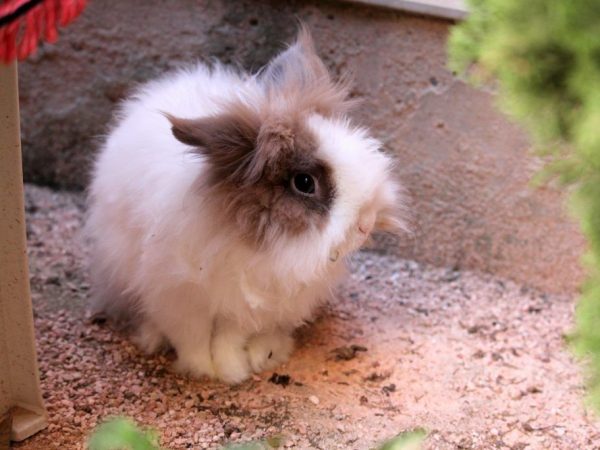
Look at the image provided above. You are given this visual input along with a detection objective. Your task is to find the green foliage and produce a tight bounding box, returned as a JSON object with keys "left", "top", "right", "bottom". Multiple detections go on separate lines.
{"left": 87, "top": 419, "right": 285, "bottom": 450}
{"left": 375, "top": 429, "right": 426, "bottom": 450}
{"left": 88, "top": 418, "right": 161, "bottom": 450}
{"left": 88, "top": 419, "right": 424, "bottom": 450}
{"left": 449, "top": 0, "right": 600, "bottom": 407}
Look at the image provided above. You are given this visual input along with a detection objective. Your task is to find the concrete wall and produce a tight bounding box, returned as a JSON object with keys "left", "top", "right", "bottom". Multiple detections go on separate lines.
{"left": 18, "top": 0, "right": 585, "bottom": 293}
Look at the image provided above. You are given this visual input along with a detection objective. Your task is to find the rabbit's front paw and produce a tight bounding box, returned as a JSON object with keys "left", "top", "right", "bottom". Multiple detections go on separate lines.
{"left": 132, "top": 320, "right": 166, "bottom": 354}
{"left": 173, "top": 350, "right": 215, "bottom": 379}
{"left": 212, "top": 331, "right": 252, "bottom": 384}
{"left": 247, "top": 331, "right": 294, "bottom": 374}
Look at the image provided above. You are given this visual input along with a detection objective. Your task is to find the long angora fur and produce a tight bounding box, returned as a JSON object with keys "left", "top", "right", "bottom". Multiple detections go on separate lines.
{"left": 86, "top": 26, "right": 404, "bottom": 383}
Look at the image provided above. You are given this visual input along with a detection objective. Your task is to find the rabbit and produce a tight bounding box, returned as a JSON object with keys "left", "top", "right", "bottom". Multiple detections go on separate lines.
{"left": 86, "top": 26, "right": 405, "bottom": 384}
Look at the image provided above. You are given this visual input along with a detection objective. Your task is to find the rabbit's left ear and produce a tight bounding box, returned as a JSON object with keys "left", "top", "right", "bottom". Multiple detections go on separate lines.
{"left": 167, "top": 104, "right": 265, "bottom": 186}
{"left": 258, "top": 25, "right": 354, "bottom": 116}
{"left": 258, "top": 25, "right": 330, "bottom": 93}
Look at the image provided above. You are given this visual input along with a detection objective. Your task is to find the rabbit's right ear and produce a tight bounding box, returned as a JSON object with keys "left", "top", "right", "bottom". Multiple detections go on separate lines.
{"left": 258, "top": 25, "right": 330, "bottom": 94}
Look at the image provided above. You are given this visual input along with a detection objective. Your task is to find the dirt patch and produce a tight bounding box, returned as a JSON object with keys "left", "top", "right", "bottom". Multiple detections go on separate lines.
{"left": 14, "top": 185, "right": 600, "bottom": 449}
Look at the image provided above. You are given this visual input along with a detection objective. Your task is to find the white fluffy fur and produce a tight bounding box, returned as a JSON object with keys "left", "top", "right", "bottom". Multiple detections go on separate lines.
{"left": 87, "top": 33, "right": 402, "bottom": 384}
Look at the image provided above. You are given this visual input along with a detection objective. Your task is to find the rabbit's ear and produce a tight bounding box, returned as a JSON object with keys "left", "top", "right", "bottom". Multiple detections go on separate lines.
{"left": 167, "top": 104, "right": 264, "bottom": 186}
{"left": 258, "top": 25, "right": 330, "bottom": 93}
{"left": 258, "top": 24, "right": 356, "bottom": 116}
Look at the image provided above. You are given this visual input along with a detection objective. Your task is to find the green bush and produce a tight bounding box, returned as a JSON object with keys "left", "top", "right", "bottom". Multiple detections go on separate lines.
{"left": 449, "top": 0, "right": 600, "bottom": 407}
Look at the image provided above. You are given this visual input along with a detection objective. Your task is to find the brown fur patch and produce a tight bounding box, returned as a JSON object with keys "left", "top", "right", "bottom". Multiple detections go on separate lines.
{"left": 167, "top": 103, "right": 263, "bottom": 186}
{"left": 167, "top": 26, "right": 351, "bottom": 247}
{"left": 170, "top": 110, "right": 336, "bottom": 247}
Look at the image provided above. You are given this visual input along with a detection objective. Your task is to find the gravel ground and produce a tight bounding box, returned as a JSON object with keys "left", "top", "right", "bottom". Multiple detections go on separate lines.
{"left": 14, "top": 184, "right": 600, "bottom": 449}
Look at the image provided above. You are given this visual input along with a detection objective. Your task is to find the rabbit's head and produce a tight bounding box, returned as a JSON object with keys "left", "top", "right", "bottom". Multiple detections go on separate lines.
{"left": 169, "top": 26, "right": 405, "bottom": 278}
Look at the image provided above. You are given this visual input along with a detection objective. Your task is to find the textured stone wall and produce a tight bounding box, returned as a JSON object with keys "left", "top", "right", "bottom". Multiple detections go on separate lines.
{"left": 17, "top": 0, "right": 585, "bottom": 293}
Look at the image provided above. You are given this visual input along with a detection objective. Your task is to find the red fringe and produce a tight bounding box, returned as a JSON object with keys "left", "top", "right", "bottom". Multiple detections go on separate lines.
{"left": 0, "top": 0, "right": 86, "bottom": 63}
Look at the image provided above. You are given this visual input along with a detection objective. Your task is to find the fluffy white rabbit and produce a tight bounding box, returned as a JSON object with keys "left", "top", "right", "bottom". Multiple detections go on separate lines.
{"left": 87, "top": 26, "right": 404, "bottom": 384}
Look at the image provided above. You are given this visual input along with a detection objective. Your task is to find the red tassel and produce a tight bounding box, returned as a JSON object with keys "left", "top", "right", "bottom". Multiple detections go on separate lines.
{"left": 0, "top": 0, "right": 87, "bottom": 63}
{"left": 58, "top": 0, "right": 68, "bottom": 26}
{"left": 0, "top": 27, "right": 6, "bottom": 62}
{"left": 0, "top": 0, "right": 30, "bottom": 18}
{"left": 43, "top": 0, "right": 57, "bottom": 42}
{"left": 5, "top": 21, "right": 18, "bottom": 62}
{"left": 60, "top": 0, "right": 72, "bottom": 26}
{"left": 18, "top": 6, "right": 36, "bottom": 59}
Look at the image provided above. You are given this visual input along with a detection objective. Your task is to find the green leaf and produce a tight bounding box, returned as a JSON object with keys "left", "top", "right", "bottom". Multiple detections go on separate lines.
{"left": 376, "top": 429, "right": 427, "bottom": 450}
{"left": 88, "top": 417, "right": 161, "bottom": 450}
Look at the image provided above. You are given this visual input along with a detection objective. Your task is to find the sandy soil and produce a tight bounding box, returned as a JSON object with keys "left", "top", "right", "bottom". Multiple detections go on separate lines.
{"left": 14, "top": 185, "right": 600, "bottom": 449}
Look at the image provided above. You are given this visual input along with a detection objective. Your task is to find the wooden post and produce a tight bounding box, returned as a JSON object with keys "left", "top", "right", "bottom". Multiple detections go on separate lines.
{"left": 0, "top": 62, "right": 48, "bottom": 442}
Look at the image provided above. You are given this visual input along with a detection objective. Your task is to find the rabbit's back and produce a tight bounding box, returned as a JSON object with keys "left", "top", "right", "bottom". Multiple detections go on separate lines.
{"left": 86, "top": 63, "right": 250, "bottom": 320}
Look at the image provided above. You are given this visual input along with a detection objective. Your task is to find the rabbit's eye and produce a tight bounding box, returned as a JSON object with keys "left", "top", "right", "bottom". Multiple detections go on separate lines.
{"left": 291, "top": 173, "right": 316, "bottom": 196}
